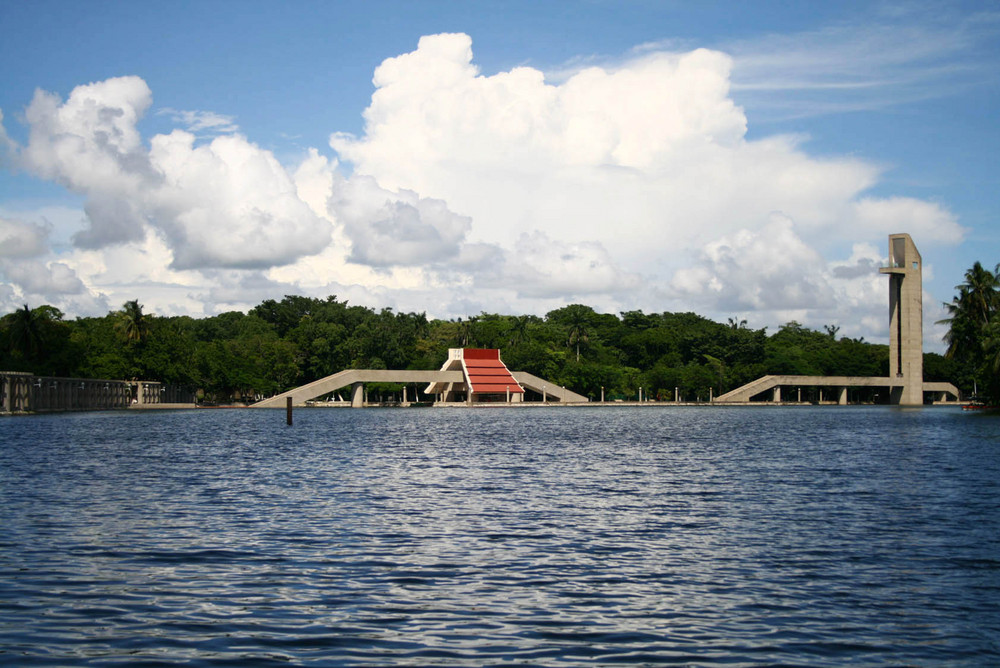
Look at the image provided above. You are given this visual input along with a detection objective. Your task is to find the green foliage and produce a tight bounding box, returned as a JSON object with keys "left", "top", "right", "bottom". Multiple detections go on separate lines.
{"left": 0, "top": 304, "right": 76, "bottom": 375}
{"left": 3, "top": 293, "right": 969, "bottom": 404}
{"left": 939, "top": 261, "right": 1000, "bottom": 402}
{"left": 114, "top": 299, "right": 150, "bottom": 346}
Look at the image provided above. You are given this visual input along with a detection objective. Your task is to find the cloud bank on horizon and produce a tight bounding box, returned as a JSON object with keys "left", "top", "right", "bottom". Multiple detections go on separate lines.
{"left": 0, "top": 32, "right": 969, "bottom": 345}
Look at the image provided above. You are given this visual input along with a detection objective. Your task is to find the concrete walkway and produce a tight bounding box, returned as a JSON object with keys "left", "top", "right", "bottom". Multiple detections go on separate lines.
{"left": 714, "top": 374, "right": 960, "bottom": 404}
{"left": 252, "top": 368, "right": 588, "bottom": 408}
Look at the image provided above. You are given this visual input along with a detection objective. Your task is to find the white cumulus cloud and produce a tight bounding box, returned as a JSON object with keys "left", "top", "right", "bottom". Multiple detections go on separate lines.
{"left": 0, "top": 217, "right": 50, "bottom": 257}
{"left": 3, "top": 260, "right": 85, "bottom": 295}
{"left": 329, "top": 174, "right": 471, "bottom": 267}
{"left": 486, "top": 231, "right": 643, "bottom": 300}
{"left": 853, "top": 197, "right": 963, "bottom": 243}
{"left": 329, "top": 32, "right": 963, "bottom": 332}
{"left": 669, "top": 216, "right": 834, "bottom": 312}
{"left": 146, "top": 130, "right": 332, "bottom": 269}
{"left": 12, "top": 76, "right": 333, "bottom": 269}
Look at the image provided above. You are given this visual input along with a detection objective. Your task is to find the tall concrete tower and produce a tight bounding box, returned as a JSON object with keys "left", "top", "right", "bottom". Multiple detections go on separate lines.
{"left": 879, "top": 234, "right": 923, "bottom": 405}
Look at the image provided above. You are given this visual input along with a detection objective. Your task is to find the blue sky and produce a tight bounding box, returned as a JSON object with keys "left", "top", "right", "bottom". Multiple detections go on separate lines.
{"left": 1, "top": 0, "right": 997, "bottom": 351}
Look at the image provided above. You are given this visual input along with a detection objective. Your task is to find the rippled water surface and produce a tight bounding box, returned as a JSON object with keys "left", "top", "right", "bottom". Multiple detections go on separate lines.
{"left": 2, "top": 406, "right": 999, "bottom": 666}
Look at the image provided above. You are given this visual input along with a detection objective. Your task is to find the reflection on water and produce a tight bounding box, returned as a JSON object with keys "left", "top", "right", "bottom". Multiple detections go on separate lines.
{"left": 1, "top": 406, "right": 999, "bottom": 665}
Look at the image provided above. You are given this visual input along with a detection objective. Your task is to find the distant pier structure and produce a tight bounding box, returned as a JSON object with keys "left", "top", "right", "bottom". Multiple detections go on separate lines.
{"left": 1, "top": 373, "right": 195, "bottom": 413}
{"left": 717, "top": 233, "right": 959, "bottom": 406}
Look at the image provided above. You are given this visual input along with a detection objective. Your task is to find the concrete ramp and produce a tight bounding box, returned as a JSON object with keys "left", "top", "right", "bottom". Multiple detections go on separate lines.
{"left": 253, "top": 370, "right": 463, "bottom": 408}
{"left": 923, "top": 381, "right": 962, "bottom": 403}
{"left": 715, "top": 375, "right": 781, "bottom": 403}
{"left": 511, "top": 372, "right": 589, "bottom": 403}
{"left": 715, "top": 375, "right": 960, "bottom": 404}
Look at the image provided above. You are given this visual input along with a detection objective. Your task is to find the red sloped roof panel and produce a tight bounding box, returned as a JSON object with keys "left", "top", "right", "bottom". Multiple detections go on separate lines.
{"left": 463, "top": 348, "right": 500, "bottom": 360}
{"left": 470, "top": 383, "right": 525, "bottom": 394}
{"left": 467, "top": 368, "right": 511, "bottom": 376}
{"left": 464, "top": 359, "right": 505, "bottom": 368}
{"left": 462, "top": 348, "right": 524, "bottom": 394}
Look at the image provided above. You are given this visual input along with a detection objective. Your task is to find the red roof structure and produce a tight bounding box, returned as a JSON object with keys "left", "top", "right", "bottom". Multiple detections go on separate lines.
{"left": 424, "top": 348, "right": 525, "bottom": 401}
{"left": 462, "top": 348, "right": 524, "bottom": 395}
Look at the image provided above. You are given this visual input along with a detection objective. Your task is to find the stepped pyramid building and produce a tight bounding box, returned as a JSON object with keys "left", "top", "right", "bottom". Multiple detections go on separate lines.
{"left": 425, "top": 348, "right": 525, "bottom": 403}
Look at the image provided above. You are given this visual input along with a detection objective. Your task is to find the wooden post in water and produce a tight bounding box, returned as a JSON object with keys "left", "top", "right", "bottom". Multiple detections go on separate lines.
{"left": 286, "top": 397, "right": 293, "bottom": 425}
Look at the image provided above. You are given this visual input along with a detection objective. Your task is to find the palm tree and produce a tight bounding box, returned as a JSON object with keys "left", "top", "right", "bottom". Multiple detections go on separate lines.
{"left": 964, "top": 262, "right": 1000, "bottom": 327}
{"left": 412, "top": 312, "right": 429, "bottom": 340}
{"left": 983, "top": 319, "right": 1000, "bottom": 375}
{"left": 703, "top": 354, "right": 725, "bottom": 394}
{"left": 115, "top": 299, "right": 150, "bottom": 346}
{"left": 456, "top": 316, "right": 479, "bottom": 348}
{"left": 939, "top": 262, "right": 1000, "bottom": 360}
{"left": 507, "top": 315, "right": 531, "bottom": 348}
{"left": 939, "top": 262, "right": 1000, "bottom": 402}
{"left": 8, "top": 304, "right": 43, "bottom": 360}
{"left": 564, "top": 309, "right": 590, "bottom": 362}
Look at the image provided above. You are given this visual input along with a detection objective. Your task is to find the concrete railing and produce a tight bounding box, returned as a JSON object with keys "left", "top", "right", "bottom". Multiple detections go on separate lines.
{"left": 1, "top": 372, "right": 195, "bottom": 413}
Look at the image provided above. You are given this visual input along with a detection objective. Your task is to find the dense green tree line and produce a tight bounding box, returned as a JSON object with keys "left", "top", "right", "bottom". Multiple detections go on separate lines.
{"left": 1, "top": 292, "right": 969, "bottom": 403}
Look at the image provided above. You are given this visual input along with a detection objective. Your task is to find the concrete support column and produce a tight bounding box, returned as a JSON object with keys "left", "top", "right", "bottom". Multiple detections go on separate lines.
{"left": 3, "top": 376, "right": 11, "bottom": 413}
{"left": 351, "top": 382, "right": 364, "bottom": 408}
{"left": 838, "top": 387, "right": 848, "bottom": 405}
{"left": 403, "top": 386, "right": 408, "bottom": 404}
{"left": 772, "top": 386, "right": 781, "bottom": 403}
{"left": 880, "top": 234, "right": 924, "bottom": 405}
{"left": 675, "top": 387, "right": 680, "bottom": 403}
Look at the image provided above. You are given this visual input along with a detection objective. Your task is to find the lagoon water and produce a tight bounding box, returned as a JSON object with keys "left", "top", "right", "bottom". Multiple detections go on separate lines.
{"left": 1, "top": 406, "right": 999, "bottom": 666}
